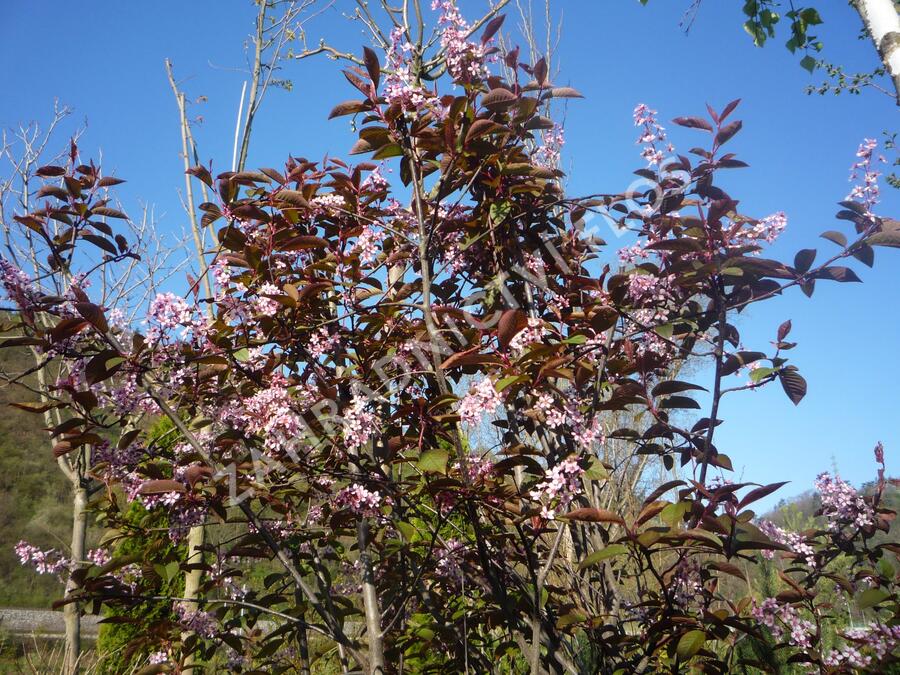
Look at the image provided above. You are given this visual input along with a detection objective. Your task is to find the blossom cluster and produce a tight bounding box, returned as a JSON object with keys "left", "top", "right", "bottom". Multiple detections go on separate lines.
{"left": 308, "top": 326, "right": 341, "bottom": 359}
{"left": 824, "top": 623, "right": 900, "bottom": 669}
{"left": 146, "top": 292, "right": 194, "bottom": 345}
{"left": 383, "top": 28, "right": 433, "bottom": 113}
{"left": 847, "top": 137, "right": 883, "bottom": 213}
{"left": 352, "top": 224, "right": 385, "bottom": 264}
{"left": 433, "top": 0, "right": 489, "bottom": 84}
{"left": 0, "top": 258, "right": 38, "bottom": 309}
{"left": 434, "top": 538, "right": 466, "bottom": 583}
{"left": 757, "top": 519, "right": 816, "bottom": 567}
{"left": 360, "top": 164, "right": 390, "bottom": 193}
{"left": 243, "top": 381, "right": 309, "bottom": 455}
{"left": 751, "top": 598, "right": 816, "bottom": 650}
{"left": 174, "top": 601, "right": 217, "bottom": 638}
{"left": 633, "top": 103, "right": 673, "bottom": 167}
{"left": 334, "top": 483, "right": 385, "bottom": 517}
{"left": 454, "top": 452, "right": 495, "bottom": 483}
{"left": 508, "top": 317, "right": 546, "bottom": 356}
{"left": 533, "top": 125, "right": 565, "bottom": 170}
{"left": 342, "top": 394, "right": 378, "bottom": 451}
{"left": 533, "top": 392, "right": 567, "bottom": 429}
{"left": 671, "top": 557, "right": 704, "bottom": 609}
{"left": 814, "top": 471, "right": 875, "bottom": 530}
{"left": 457, "top": 377, "right": 504, "bottom": 427}
{"left": 726, "top": 212, "right": 787, "bottom": 250}
{"left": 310, "top": 193, "right": 346, "bottom": 215}
{"left": 529, "top": 456, "right": 584, "bottom": 520}
{"left": 627, "top": 272, "right": 677, "bottom": 306}
{"left": 14, "top": 541, "right": 68, "bottom": 576}
{"left": 531, "top": 392, "right": 604, "bottom": 449}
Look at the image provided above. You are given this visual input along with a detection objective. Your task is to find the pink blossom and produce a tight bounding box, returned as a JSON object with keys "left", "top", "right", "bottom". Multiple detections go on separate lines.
{"left": 529, "top": 456, "right": 584, "bottom": 520}
{"left": 334, "top": 482, "right": 384, "bottom": 517}
{"left": 847, "top": 138, "right": 883, "bottom": 213}
{"left": 87, "top": 548, "right": 111, "bottom": 567}
{"left": 15, "top": 541, "right": 68, "bottom": 576}
{"left": 457, "top": 377, "right": 503, "bottom": 426}
{"left": 751, "top": 598, "right": 815, "bottom": 650}
{"left": 671, "top": 557, "right": 704, "bottom": 608}
{"left": 633, "top": 103, "right": 673, "bottom": 167}
{"left": 148, "top": 292, "right": 192, "bottom": 328}
{"left": 254, "top": 282, "right": 281, "bottom": 316}
{"left": 308, "top": 326, "right": 341, "bottom": 359}
{"left": 627, "top": 272, "right": 676, "bottom": 305}
{"left": 174, "top": 601, "right": 217, "bottom": 638}
{"left": 352, "top": 224, "right": 385, "bottom": 264}
{"left": 534, "top": 393, "right": 566, "bottom": 429}
{"left": 617, "top": 242, "right": 650, "bottom": 265}
{"left": 509, "top": 317, "right": 546, "bottom": 355}
{"left": 757, "top": 519, "right": 816, "bottom": 567}
{"left": 824, "top": 623, "right": 900, "bottom": 669}
{"left": 343, "top": 394, "right": 378, "bottom": 451}
{"left": 383, "top": 28, "right": 433, "bottom": 112}
{"left": 434, "top": 538, "right": 466, "bottom": 582}
{"left": 310, "top": 193, "right": 346, "bottom": 214}
{"left": 0, "top": 258, "right": 38, "bottom": 309}
{"left": 533, "top": 125, "right": 565, "bottom": 170}
{"left": 454, "top": 452, "right": 495, "bottom": 483}
{"left": 815, "top": 472, "right": 875, "bottom": 530}
{"left": 243, "top": 383, "right": 308, "bottom": 455}
{"left": 432, "top": 0, "right": 490, "bottom": 84}
{"left": 360, "top": 165, "right": 389, "bottom": 193}
{"left": 146, "top": 292, "right": 194, "bottom": 344}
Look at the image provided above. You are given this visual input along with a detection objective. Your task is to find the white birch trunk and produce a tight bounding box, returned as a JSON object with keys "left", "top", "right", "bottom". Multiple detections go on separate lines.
{"left": 854, "top": 0, "right": 900, "bottom": 101}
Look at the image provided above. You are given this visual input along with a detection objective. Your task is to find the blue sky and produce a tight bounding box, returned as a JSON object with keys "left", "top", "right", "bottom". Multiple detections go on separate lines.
{"left": 1, "top": 1, "right": 897, "bottom": 510}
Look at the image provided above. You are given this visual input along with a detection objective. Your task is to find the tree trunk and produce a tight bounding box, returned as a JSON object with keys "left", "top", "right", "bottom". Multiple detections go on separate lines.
{"left": 181, "top": 522, "right": 206, "bottom": 674}
{"left": 63, "top": 484, "right": 87, "bottom": 675}
{"left": 853, "top": 0, "right": 900, "bottom": 102}
{"left": 358, "top": 518, "right": 385, "bottom": 674}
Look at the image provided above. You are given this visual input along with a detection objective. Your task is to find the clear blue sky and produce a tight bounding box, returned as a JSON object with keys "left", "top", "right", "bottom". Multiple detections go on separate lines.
{"left": 1, "top": 1, "right": 897, "bottom": 511}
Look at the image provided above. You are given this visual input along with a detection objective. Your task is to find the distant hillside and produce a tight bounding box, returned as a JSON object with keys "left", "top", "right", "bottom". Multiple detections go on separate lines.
{"left": 0, "top": 343, "right": 70, "bottom": 608}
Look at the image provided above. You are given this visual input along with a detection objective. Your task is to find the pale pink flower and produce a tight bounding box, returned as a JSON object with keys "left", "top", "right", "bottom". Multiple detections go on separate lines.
{"left": 529, "top": 457, "right": 584, "bottom": 520}
{"left": 457, "top": 377, "right": 503, "bottom": 426}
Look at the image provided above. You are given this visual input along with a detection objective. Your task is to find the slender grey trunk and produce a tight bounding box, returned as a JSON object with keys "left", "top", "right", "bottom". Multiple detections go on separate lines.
{"left": 358, "top": 517, "right": 385, "bottom": 674}
{"left": 63, "top": 484, "right": 88, "bottom": 675}
{"left": 181, "top": 523, "right": 205, "bottom": 674}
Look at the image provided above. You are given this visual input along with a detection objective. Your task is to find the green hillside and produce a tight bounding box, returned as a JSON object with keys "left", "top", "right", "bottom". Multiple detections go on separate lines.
{"left": 0, "top": 344, "right": 70, "bottom": 608}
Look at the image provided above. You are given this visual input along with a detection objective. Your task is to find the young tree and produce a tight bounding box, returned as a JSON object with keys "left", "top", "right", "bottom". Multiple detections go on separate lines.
{"left": 3, "top": 1, "right": 899, "bottom": 672}
{"left": 0, "top": 107, "right": 186, "bottom": 674}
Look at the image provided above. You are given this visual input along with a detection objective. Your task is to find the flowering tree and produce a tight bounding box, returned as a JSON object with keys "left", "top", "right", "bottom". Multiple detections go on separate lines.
{"left": 3, "top": 1, "right": 900, "bottom": 673}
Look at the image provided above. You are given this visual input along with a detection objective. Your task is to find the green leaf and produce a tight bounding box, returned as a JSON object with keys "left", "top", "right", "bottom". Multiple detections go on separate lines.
{"left": 677, "top": 630, "right": 706, "bottom": 660}
{"left": 578, "top": 544, "right": 628, "bottom": 569}
{"left": 800, "top": 55, "right": 816, "bottom": 73}
{"left": 857, "top": 588, "right": 889, "bottom": 609}
{"left": 750, "top": 366, "right": 775, "bottom": 382}
{"left": 396, "top": 521, "right": 417, "bottom": 542}
{"left": 418, "top": 448, "right": 449, "bottom": 474}
{"left": 583, "top": 456, "right": 609, "bottom": 481}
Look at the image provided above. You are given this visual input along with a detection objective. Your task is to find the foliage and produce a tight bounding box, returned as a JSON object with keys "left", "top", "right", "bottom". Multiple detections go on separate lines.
{"left": 2, "top": 1, "right": 900, "bottom": 673}
{"left": 95, "top": 420, "right": 186, "bottom": 675}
